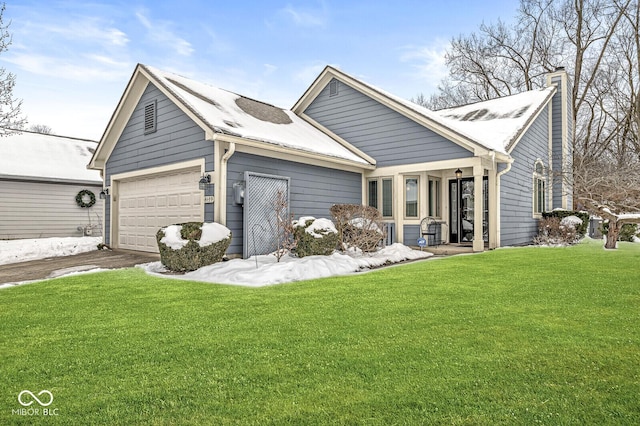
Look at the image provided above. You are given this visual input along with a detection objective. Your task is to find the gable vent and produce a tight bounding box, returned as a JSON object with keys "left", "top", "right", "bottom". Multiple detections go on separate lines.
{"left": 329, "top": 80, "right": 339, "bottom": 97}
{"left": 144, "top": 100, "right": 157, "bottom": 134}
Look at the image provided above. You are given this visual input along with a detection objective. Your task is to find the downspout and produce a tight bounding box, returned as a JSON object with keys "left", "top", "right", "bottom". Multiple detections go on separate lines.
{"left": 495, "top": 157, "right": 514, "bottom": 247}
{"left": 219, "top": 141, "right": 236, "bottom": 226}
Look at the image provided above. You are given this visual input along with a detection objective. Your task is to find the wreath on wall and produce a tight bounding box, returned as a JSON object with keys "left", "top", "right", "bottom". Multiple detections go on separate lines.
{"left": 75, "top": 189, "right": 96, "bottom": 208}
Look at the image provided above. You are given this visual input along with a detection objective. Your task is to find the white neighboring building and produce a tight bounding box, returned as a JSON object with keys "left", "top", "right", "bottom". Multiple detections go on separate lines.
{"left": 0, "top": 130, "right": 103, "bottom": 239}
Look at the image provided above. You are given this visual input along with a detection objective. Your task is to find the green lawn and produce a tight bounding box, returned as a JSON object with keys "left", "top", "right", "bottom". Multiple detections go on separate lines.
{"left": 1, "top": 239, "right": 639, "bottom": 425}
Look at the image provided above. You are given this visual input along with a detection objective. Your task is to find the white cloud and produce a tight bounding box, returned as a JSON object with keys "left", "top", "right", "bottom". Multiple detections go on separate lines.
{"left": 280, "top": 2, "right": 328, "bottom": 27}
{"left": 400, "top": 39, "right": 450, "bottom": 85}
{"left": 292, "top": 62, "right": 330, "bottom": 85}
{"left": 135, "top": 10, "right": 194, "bottom": 57}
{"left": 263, "top": 63, "right": 277, "bottom": 76}
{"left": 4, "top": 52, "right": 131, "bottom": 82}
{"left": 20, "top": 17, "right": 129, "bottom": 48}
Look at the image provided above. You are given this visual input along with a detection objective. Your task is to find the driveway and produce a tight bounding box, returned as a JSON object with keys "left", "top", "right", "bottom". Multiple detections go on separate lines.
{"left": 0, "top": 249, "right": 160, "bottom": 285}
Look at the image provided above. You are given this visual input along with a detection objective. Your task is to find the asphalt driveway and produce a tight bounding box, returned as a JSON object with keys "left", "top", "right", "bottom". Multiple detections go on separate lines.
{"left": 0, "top": 249, "right": 160, "bottom": 285}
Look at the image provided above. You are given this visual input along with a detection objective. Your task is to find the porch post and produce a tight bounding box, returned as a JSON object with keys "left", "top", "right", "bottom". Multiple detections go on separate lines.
{"left": 473, "top": 165, "right": 484, "bottom": 252}
{"left": 488, "top": 169, "right": 498, "bottom": 249}
{"left": 395, "top": 173, "right": 404, "bottom": 244}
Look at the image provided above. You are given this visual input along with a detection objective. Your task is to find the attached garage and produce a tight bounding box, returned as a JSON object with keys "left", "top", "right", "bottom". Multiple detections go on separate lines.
{"left": 113, "top": 166, "right": 203, "bottom": 252}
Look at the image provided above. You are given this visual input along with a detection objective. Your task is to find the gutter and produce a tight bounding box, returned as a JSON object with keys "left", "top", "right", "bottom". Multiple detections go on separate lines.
{"left": 0, "top": 174, "right": 103, "bottom": 186}
{"left": 495, "top": 157, "right": 514, "bottom": 247}
{"left": 218, "top": 141, "right": 236, "bottom": 225}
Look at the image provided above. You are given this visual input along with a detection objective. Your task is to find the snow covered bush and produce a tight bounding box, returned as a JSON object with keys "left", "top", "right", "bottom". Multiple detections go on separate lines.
{"left": 560, "top": 215, "right": 583, "bottom": 230}
{"left": 534, "top": 217, "right": 580, "bottom": 246}
{"left": 542, "top": 210, "right": 589, "bottom": 236}
{"left": 330, "top": 204, "right": 385, "bottom": 253}
{"left": 292, "top": 216, "right": 339, "bottom": 257}
{"left": 156, "top": 222, "right": 231, "bottom": 272}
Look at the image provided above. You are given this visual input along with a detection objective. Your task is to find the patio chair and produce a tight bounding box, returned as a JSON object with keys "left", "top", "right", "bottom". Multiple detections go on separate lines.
{"left": 420, "top": 217, "right": 440, "bottom": 247}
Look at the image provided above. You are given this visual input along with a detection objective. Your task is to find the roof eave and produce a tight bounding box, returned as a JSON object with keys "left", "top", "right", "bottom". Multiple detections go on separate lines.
{"left": 214, "top": 133, "right": 375, "bottom": 171}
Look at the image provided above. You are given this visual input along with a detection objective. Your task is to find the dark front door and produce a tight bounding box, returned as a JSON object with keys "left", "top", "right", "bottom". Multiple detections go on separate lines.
{"left": 449, "top": 177, "right": 488, "bottom": 244}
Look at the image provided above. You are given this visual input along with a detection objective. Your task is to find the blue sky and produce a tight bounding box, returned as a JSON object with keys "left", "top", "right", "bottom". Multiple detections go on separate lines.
{"left": 2, "top": 1, "right": 519, "bottom": 140}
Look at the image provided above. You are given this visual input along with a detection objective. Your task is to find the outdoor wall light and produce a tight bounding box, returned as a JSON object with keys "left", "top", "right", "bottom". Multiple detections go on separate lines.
{"left": 199, "top": 174, "right": 212, "bottom": 190}
{"left": 99, "top": 188, "right": 110, "bottom": 199}
{"left": 455, "top": 168, "right": 463, "bottom": 180}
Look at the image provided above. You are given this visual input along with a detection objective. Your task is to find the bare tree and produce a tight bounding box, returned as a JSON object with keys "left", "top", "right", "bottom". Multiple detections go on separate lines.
{"left": 272, "top": 189, "right": 295, "bottom": 262}
{"left": 0, "top": 3, "right": 25, "bottom": 135}
{"left": 415, "top": 0, "right": 638, "bottom": 161}
{"left": 28, "top": 124, "right": 53, "bottom": 134}
{"left": 573, "top": 155, "right": 640, "bottom": 248}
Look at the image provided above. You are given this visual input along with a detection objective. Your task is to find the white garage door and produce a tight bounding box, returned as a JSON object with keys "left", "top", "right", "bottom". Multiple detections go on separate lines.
{"left": 117, "top": 167, "right": 203, "bottom": 252}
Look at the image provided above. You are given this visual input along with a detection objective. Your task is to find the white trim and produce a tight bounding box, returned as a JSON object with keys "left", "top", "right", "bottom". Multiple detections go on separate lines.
{"left": 546, "top": 70, "right": 571, "bottom": 209}
{"left": 506, "top": 88, "right": 556, "bottom": 154}
{"left": 366, "top": 176, "right": 394, "bottom": 219}
{"left": 367, "top": 157, "right": 484, "bottom": 178}
{"left": 215, "top": 133, "right": 373, "bottom": 173}
{"left": 216, "top": 141, "right": 236, "bottom": 226}
{"left": 395, "top": 175, "right": 404, "bottom": 243}
{"left": 403, "top": 175, "right": 420, "bottom": 220}
{"left": 427, "top": 175, "right": 442, "bottom": 220}
{"left": 487, "top": 169, "right": 498, "bottom": 249}
{"left": 110, "top": 158, "right": 205, "bottom": 182}
{"left": 547, "top": 101, "right": 554, "bottom": 205}
{"left": 473, "top": 165, "right": 484, "bottom": 252}
{"left": 532, "top": 159, "right": 547, "bottom": 218}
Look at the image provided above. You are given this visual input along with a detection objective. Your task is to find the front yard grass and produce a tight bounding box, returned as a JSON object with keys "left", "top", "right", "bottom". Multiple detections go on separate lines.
{"left": 1, "top": 239, "right": 639, "bottom": 424}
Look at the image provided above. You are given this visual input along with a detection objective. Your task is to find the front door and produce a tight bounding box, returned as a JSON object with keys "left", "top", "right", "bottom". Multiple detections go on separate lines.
{"left": 449, "top": 177, "right": 488, "bottom": 244}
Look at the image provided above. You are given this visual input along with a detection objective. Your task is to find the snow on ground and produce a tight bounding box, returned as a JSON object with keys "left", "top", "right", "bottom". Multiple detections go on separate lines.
{"left": 0, "top": 237, "right": 102, "bottom": 266}
{"left": 140, "top": 243, "right": 433, "bottom": 287}
{"left": 1, "top": 236, "right": 432, "bottom": 288}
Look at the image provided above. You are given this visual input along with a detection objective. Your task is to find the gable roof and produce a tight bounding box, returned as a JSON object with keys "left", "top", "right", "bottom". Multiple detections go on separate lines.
{"left": 0, "top": 130, "right": 101, "bottom": 184}
{"left": 430, "top": 87, "right": 556, "bottom": 153}
{"left": 293, "top": 66, "right": 555, "bottom": 157}
{"left": 90, "top": 64, "right": 373, "bottom": 170}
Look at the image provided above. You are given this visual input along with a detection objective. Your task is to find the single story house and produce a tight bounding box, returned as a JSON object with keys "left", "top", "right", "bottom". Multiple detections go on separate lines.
{"left": 0, "top": 130, "right": 103, "bottom": 239}
{"left": 89, "top": 64, "right": 572, "bottom": 255}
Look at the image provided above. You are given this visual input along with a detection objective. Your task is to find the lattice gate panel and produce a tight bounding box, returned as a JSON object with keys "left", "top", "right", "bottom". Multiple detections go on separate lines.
{"left": 243, "top": 172, "right": 290, "bottom": 258}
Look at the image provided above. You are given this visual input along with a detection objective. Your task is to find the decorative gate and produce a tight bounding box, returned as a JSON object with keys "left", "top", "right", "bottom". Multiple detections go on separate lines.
{"left": 243, "top": 171, "right": 290, "bottom": 258}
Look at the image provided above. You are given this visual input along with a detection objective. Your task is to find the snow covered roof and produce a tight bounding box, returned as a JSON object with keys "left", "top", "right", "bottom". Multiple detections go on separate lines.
{"left": 432, "top": 87, "right": 556, "bottom": 153}
{"left": 142, "top": 65, "right": 371, "bottom": 166}
{"left": 0, "top": 131, "right": 102, "bottom": 183}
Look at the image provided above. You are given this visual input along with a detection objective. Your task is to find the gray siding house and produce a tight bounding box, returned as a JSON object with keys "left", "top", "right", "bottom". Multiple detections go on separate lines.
{"left": 1, "top": 131, "right": 103, "bottom": 239}
{"left": 89, "top": 64, "right": 572, "bottom": 255}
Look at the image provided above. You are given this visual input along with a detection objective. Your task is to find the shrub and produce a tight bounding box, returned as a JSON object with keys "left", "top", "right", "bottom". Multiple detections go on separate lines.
{"left": 330, "top": 204, "right": 385, "bottom": 252}
{"left": 542, "top": 210, "right": 589, "bottom": 236}
{"left": 534, "top": 217, "right": 580, "bottom": 246}
{"left": 292, "top": 216, "right": 339, "bottom": 257}
{"left": 156, "top": 222, "right": 231, "bottom": 272}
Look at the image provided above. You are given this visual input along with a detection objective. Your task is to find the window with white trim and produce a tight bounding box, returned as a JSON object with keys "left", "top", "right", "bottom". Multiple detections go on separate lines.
{"left": 367, "top": 177, "right": 393, "bottom": 218}
{"left": 428, "top": 177, "right": 441, "bottom": 218}
{"left": 533, "top": 160, "right": 546, "bottom": 216}
{"left": 405, "top": 176, "right": 419, "bottom": 218}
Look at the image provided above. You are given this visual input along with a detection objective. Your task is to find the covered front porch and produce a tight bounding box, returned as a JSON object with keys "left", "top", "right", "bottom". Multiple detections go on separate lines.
{"left": 365, "top": 156, "right": 505, "bottom": 252}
